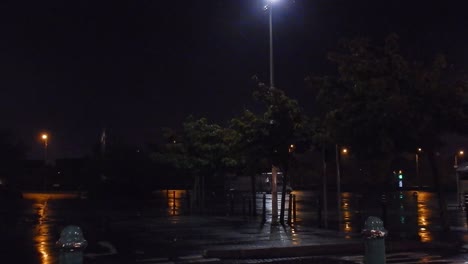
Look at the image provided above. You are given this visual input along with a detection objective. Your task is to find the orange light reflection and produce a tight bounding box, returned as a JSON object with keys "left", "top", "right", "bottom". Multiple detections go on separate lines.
{"left": 166, "top": 190, "right": 185, "bottom": 216}
{"left": 416, "top": 192, "right": 433, "bottom": 242}
{"left": 342, "top": 192, "right": 353, "bottom": 233}
{"left": 32, "top": 194, "right": 53, "bottom": 264}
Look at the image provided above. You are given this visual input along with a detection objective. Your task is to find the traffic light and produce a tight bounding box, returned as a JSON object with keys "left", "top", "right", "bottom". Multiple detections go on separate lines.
{"left": 398, "top": 170, "right": 403, "bottom": 188}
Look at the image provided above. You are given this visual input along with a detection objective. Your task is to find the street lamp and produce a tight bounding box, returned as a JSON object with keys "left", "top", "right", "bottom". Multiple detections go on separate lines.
{"left": 265, "top": 0, "right": 280, "bottom": 225}
{"left": 41, "top": 133, "right": 48, "bottom": 163}
{"left": 416, "top": 148, "right": 422, "bottom": 188}
{"left": 455, "top": 150, "right": 464, "bottom": 207}
{"left": 41, "top": 133, "right": 49, "bottom": 193}
{"left": 264, "top": 0, "right": 279, "bottom": 89}
{"left": 336, "top": 145, "right": 348, "bottom": 231}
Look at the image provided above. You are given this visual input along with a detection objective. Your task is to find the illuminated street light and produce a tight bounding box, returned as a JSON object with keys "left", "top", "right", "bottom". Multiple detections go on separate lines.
{"left": 288, "top": 144, "right": 295, "bottom": 153}
{"left": 41, "top": 133, "right": 48, "bottom": 162}
{"left": 40, "top": 133, "right": 49, "bottom": 193}
{"left": 336, "top": 145, "right": 348, "bottom": 231}
{"left": 264, "top": 0, "right": 281, "bottom": 225}
{"left": 416, "top": 148, "right": 422, "bottom": 188}
{"left": 455, "top": 150, "right": 464, "bottom": 207}
{"left": 454, "top": 150, "right": 464, "bottom": 168}
{"left": 264, "top": 0, "right": 281, "bottom": 89}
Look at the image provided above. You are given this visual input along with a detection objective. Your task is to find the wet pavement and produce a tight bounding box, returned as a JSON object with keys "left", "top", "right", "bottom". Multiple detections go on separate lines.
{"left": 2, "top": 191, "right": 468, "bottom": 264}
{"left": 100, "top": 213, "right": 464, "bottom": 263}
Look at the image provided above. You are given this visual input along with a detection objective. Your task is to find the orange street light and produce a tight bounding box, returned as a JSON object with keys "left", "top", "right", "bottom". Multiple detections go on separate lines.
{"left": 41, "top": 133, "right": 48, "bottom": 162}
{"left": 335, "top": 144, "right": 349, "bottom": 231}
{"left": 416, "top": 148, "right": 422, "bottom": 188}
{"left": 455, "top": 150, "right": 465, "bottom": 207}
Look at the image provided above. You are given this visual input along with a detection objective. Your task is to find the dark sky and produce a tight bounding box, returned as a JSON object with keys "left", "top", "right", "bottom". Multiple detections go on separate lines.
{"left": 1, "top": 0, "right": 467, "bottom": 159}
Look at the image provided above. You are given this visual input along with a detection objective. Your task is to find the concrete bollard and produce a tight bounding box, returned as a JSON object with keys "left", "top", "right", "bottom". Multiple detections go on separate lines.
{"left": 362, "top": 216, "right": 387, "bottom": 264}
{"left": 56, "top": 225, "right": 88, "bottom": 264}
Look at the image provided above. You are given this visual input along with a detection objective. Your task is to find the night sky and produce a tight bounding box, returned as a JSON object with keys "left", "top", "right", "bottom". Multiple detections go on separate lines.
{"left": 1, "top": 0, "right": 467, "bottom": 159}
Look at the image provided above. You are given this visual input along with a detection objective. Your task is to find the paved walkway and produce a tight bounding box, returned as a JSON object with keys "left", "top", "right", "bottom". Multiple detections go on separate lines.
{"left": 89, "top": 215, "right": 462, "bottom": 263}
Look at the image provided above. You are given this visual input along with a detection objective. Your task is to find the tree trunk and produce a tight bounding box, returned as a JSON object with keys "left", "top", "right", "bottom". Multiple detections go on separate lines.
{"left": 250, "top": 173, "right": 257, "bottom": 216}
{"left": 280, "top": 169, "right": 288, "bottom": 225}
{"left": 322, "top": 147, "right": 328, "bottom": 228}
{"left": 192, "top": 175, "right": 199, "bottom": 213}
{"left": 271, "top": 165, "right": 279, "bottom": 225}
{"left": 428, "top": 150, "right": 450, "bottom": 231}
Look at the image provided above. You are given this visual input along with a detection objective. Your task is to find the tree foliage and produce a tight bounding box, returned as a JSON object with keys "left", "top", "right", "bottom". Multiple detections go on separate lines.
{"left": 153, "top": 116, "right": 239, "bottom": 181}
{"left": 310, "top": 34, "right": 468, "bottom": 230}
{"left": 237, "top": 78, "right": 312, "bottom": 171}
{"left": 311, "top": 34, "right": 468, "bottom": 167}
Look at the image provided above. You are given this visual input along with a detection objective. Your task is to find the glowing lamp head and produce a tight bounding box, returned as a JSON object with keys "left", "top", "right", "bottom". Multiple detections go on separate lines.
{"left": 459, "top": 150, "right": 464, "bottom": 156}
{"left": 42, "top": 134, "right": 48, "bottom": 140}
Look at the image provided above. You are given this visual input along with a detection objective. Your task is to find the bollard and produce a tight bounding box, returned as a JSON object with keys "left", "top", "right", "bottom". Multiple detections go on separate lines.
{"left": 56, "top": 225, "right": 88, "bottom": 264}
{"left": 287, "top": 193, "right": 293, "bottom": 225}
{"left": 292, "top": 194, "right": 297, "bottom": 222}
{"left": 362, "top": 216, "right": 387, "bottom": 264}
{"left": 262, "top": 193, "right": 266, "bottom": 223}
{"left": 464, "top": 193, "right": 468, "bottom": 224}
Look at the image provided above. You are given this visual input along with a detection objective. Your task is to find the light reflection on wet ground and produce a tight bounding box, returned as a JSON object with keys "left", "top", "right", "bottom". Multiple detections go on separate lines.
{"left": 258, "top": 190, "right": 468, "bottom": 243}
{"left": 416, "top": 191, "right": 435, "bottom": 242}
{"left": 27, "top": 193, "right": 71, "bottom": 264}
{"left": 5, "top": 190, "right": 468, "bottom": 263}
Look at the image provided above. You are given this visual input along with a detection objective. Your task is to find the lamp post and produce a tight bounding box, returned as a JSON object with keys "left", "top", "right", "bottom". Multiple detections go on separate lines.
{"left": 455, "top": 150, "right": 464, "bottom": 207}
{"left": 41, "top": 133, "right": 48, "bottom": 193}
{"left": 416, "top": 148, "right": 422, "bottom": 188}
{"left": 41, "top": 134, "right": 48, "bottom": 163}
{"left": 265, "top": 0, "right": 279, "bottom": 225}
{"left": 335, "top": 145, "right": 348, "bottom": 231}
{"left": 268, "top": 0, "right": 275, "bottom": 89}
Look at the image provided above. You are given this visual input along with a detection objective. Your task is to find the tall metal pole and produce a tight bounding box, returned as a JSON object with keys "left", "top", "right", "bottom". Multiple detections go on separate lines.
{"left": 455, "top": 154, "right": 460, "bottom": 207}
{"left": 415, "top": 153, "right": 419, "bottom": 187}
{"left": 268, "top": 4, "right": 278, "bottom": 225}
{"left": 41, "top": 134, "right": 48, "bottom": 193}
{"left": 269, "top": 4, "right": 274, "bottom": 89}
{"left": 335, "top": 144, "right": 342, "bottom": 231}
{"left": 44, "top": 139, "right": 48, "bottom": 162}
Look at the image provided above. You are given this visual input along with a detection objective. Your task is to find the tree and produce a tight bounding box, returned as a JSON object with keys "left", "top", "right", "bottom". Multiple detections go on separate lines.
{"left": 152, "top": 117, "right": 239, "bottom": 213}
{"left": 230, "top": 78, "right": 312, "bottom": 223}
{"left": 310, "top": 34, "right": 468, "bottom": 230}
